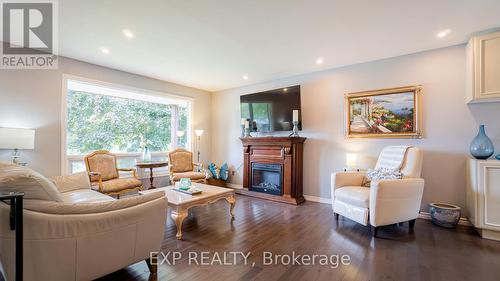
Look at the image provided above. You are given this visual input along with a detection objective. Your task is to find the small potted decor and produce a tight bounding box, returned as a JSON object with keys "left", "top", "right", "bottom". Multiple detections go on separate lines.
{"left": 429, "top": 203, "right": 461, "bottom": 228}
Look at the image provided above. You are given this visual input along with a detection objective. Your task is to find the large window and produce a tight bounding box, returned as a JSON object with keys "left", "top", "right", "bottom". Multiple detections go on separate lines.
{"left": 63, "top": 78, "right": 192, "bottom": 175}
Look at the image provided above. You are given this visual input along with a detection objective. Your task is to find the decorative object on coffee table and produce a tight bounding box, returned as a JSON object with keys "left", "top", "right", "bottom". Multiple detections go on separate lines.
{"left": 429, "top": 203, "right": 461, "bottom": 228}
{"left": 496, "top": 154, "right": 500, "bottom": 160}
{"left": 470, "top": 125, "right": 494, "bottom": 159}
{"left": 136, "top": 161, "right": 168, "bottom": 189}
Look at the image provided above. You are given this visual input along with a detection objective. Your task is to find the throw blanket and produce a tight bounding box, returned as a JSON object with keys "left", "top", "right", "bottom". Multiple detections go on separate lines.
{"left": 375, "top": 145, "right": 412, "bottom": 170}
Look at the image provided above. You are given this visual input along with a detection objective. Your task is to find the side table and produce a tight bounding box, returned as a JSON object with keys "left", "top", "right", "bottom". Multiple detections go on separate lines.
{"left": 136, "top": 161, "right": 168, "bottom": 189}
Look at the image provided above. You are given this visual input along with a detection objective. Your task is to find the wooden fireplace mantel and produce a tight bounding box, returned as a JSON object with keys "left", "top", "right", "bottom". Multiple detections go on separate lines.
{"left": 239, "top": 136, "right": 306, "bottom": 205}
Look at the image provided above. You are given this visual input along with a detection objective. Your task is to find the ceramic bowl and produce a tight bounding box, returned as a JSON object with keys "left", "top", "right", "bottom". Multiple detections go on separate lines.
{"left": 429, "top": 203, "right": 461, "bottom": 228}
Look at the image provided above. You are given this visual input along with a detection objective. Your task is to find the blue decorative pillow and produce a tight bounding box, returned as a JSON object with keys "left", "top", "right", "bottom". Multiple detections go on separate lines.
{"left": 220, "top": 163, "right": 229, "bottom": 181}
{"left": 208, "top": 163, "right": 219, "bottom": 179}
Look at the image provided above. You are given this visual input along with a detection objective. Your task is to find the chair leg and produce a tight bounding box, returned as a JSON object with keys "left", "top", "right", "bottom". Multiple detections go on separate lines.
{"left": 372, "top": 226, "right": 379, "bottom": 238}
{"left": 409, "top": 219, "right": 416, "bottom": 230}
{"left": 334, "top": 213, "right": 339, "bottom": 220}
{"left": 146, "top": 253, "right": 158, "bottom": 275}
{"left": 116, "top": 193, "right": 120, "bottom": 199}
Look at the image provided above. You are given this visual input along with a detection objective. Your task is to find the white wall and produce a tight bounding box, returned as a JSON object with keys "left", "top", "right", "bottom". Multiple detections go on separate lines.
{"left": 0, "top": 57, "right": 212, "bottom": 176}
{"left": 212, "top": 45, "right": 500, "bottom": 212}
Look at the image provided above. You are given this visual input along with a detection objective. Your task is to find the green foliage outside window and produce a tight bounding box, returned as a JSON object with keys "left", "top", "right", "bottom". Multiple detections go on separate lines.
{"left": 67, "top": 90, "right": 188, "bottom": 155}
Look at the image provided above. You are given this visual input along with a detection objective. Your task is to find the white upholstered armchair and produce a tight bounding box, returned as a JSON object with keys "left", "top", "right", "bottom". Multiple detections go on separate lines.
{"left": 331, "top": 147, "right": 424, "bottom": 237}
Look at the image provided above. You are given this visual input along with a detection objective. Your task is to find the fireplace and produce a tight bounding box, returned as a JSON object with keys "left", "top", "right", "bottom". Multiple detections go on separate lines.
{"left": 240, "top": 137, "right": 306, "bottom": 205}
{"left": 251, "top": 163, "right": 283, "bottom": 195}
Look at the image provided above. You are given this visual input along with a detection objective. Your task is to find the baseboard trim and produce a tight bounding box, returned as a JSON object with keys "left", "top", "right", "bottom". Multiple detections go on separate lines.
{"left": 418, "top": 211, "right": 471, "bottom": 226}
{"left": 303, "top": 195, "right": 331, "bottom": 204}
{"left": 226, "top": 183, "right": 243, "bottom": 189}
{"left": 226, "top": 184, "right": 331, "bottom": 204}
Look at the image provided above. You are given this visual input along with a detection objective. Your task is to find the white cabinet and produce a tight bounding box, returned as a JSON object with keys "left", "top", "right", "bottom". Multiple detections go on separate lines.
{"left": 467, "top": 159, "right": 500, "bottom": 241}
{"left": 466, "top": 30, "right": 500, "bottom": 103}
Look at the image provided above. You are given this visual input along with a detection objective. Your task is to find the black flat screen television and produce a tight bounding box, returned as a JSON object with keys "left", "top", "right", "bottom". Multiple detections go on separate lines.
{"left": 240, "top": 85, "right": 301, "bottom": 132}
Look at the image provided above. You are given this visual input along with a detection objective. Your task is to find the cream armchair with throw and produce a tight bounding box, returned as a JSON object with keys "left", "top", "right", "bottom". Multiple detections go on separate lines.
{"left": 0, "top": 162, "right": 167, "bottom": 281}
{"left": 331, "top": 146, "right": 424, "bottom": 237}
{"left": 168, "top": 148, "right": 207, "bottom": 183}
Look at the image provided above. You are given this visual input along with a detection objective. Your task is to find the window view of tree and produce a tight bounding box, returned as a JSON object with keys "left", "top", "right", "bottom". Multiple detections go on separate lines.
{"left": 67, "top": 90, "right": 188, "bottom": 155}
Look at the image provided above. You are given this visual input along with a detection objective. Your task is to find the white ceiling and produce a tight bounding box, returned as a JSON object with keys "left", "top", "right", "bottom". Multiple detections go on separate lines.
{"left": 59, "top": 0, "right": 500, "bottom": 92}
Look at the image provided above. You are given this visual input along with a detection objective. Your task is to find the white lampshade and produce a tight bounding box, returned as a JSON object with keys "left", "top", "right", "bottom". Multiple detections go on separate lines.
{"left": 194, "top": 129, "right": 204, "bottom": 137}
{"left": 346, "top": 153, "right": 357, "bottom": 169}
{"left": 176, "top": 130, "right": 185, "bottom": 137}
{"left": 0, "top": 128, "right": 35, "bottom": 150}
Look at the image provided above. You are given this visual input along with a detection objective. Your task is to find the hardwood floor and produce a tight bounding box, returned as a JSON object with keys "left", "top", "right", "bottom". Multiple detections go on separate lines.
{"left": 96, "top": 195, "right": 500, "bottom": 281}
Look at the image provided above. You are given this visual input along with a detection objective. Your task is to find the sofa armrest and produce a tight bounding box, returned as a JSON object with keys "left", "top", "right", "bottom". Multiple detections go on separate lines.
{"left": 369, "top": 178, "right": 425, "bottom": 226}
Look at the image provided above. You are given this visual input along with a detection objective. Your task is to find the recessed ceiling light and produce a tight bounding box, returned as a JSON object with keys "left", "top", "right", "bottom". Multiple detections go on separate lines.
{"left": 242, "top": 75, "right": 249, "bottom": 80}
{"left": 99, "top": 47, "right": 110, "bottom": 54}
{"left": 316, "top": 57, "right": 324, "bottom": 65}
{"left": 437, "top": 29, "right": 451, "bottom": 38}
{"left": 122, "top": 29, "right": 134, "bottom": 38}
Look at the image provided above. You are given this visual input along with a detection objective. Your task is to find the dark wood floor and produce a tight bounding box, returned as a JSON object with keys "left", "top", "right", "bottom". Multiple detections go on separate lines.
{"left": 97, "top": 195, "right": 500, "bottom": 281}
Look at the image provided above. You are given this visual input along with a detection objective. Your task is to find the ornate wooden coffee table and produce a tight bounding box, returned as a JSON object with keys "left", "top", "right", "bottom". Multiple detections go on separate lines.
{"left": 139, "top": 183, "right": 235, "bottom": 240}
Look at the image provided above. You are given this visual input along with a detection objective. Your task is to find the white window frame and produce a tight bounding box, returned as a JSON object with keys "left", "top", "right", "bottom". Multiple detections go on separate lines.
{"left": 61, "top": 74, "right": 194, "bottom": 177}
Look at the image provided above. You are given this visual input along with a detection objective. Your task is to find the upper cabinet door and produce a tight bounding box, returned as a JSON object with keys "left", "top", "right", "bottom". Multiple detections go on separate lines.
{"left": 467, "top": 31, "right": 500, "bottom": 103}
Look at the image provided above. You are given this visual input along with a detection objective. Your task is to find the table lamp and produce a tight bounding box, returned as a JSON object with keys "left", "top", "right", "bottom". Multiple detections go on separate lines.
{"left": 345, "top": 153, "right": 358, "bottom": 171}
{"left": 0, "top": 128, "right": 35, "bottom": 164}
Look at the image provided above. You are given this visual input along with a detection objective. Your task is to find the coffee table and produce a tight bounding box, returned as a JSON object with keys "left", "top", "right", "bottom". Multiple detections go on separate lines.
{"left": 139, "top": 183, "right": 236, "bottom": 240}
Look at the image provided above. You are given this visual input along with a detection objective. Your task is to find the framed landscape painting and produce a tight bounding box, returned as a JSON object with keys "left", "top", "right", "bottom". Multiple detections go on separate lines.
{"left": 345, "top": 85, "right": 422, "bottom": 138}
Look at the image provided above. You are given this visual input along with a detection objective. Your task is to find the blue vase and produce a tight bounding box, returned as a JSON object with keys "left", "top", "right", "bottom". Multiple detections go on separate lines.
{"left": 470, "top": 125, "right": 494, "bottom": 159}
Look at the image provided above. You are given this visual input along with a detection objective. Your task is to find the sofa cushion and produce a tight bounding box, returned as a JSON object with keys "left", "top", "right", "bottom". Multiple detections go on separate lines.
{"left": 23, "top": 192, "right": 165, "bottom": 215}
{"left": 59, "top": 189, "right": 115, "bottom": 203}
{"left": 0, "top": 162, "right": 63, "bottom": 202}
{"left": 98, "top": 178, "right": 142, "bottom": 193}
{"left": 335, "top": 186, "right": 370, "bottom": 208}
{"left": 171, "top": 171, "right": 206, "bottom": 181}
{"left": 50, "top": 172, "right": 90, "bottom": 193}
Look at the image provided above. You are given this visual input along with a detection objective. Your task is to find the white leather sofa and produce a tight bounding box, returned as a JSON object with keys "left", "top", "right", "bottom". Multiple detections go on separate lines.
{"left": 0, "top": 162, "right": 168, "bottom": 281}
{"left": 331, "top": 147, "right": 424, "bottom": 237}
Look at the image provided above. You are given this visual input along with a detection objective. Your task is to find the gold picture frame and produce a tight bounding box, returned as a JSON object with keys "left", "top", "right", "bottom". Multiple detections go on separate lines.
{"left": 345, "top": 85, "right": 422, "bottom": 138}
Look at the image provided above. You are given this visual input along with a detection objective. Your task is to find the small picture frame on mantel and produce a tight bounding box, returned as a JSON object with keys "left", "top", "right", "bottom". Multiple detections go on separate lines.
{"left": 345, "top": 85, "right": 422, "bottom": 139}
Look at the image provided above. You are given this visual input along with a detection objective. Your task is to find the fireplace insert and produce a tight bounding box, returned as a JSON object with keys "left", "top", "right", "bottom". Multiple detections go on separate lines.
{"left": 251, "top": 163, "right": 283, "bottom": 195}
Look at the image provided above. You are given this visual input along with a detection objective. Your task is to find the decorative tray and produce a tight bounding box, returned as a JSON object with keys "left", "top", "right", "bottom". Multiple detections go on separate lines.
{"left": 172, "top": 186, "right": 203, "bottom": 195}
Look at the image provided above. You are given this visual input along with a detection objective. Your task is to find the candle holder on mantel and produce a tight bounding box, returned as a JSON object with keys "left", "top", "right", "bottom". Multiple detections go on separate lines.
{"left": 244, "top": 127, "right": 251, "bottom": 137}
{"left": 291, "top": 121, "right": 300, "bottom": 137}
{"left": 240, "top": 124, "right": 246, "bottom": 138}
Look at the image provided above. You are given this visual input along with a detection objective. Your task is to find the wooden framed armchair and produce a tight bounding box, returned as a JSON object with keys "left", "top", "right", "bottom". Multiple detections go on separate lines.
{"left": 84, "top": 150, "right": 143, "bottom": 198}
{"left": 168, "top": 148, "right": 207, "bottom": 184}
